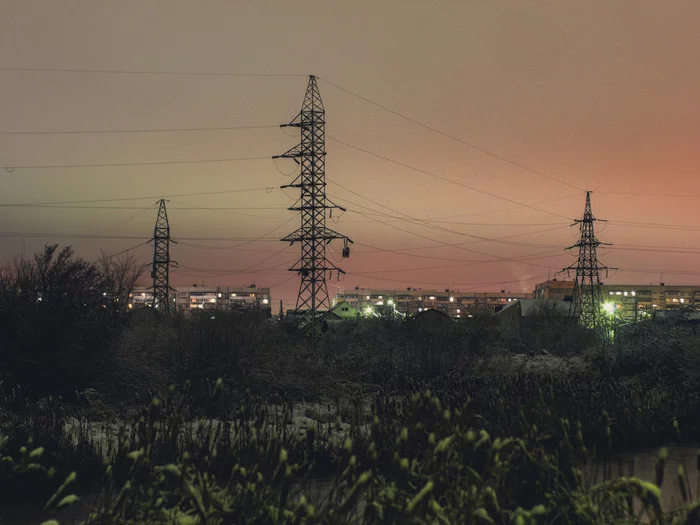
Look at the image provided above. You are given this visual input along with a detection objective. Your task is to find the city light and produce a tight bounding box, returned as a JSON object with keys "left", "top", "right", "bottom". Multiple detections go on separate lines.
{"left": 363, "top": 306, "right": 374, "bottom": 316}
{"left": 603, "top": 302, "right": 616, "bottom": 315}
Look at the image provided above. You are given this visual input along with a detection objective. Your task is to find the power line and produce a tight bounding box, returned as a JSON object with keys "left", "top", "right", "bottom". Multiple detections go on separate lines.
{"left": 614, "top": 267, "right": 700, "bottom": 276}
{"left": 0, "top": 186, "right": 279, "bottom": 206}
{"left": 343, "top": 212, "right": 564, "bottom": 227}
{"left": 318, "top": 77, "right": 585, "bottom": 193}
{"left": 0, "top": 125, "right": 279, "bottom": 135}
{"left": 345, "top": 271, "right": 550, "bottom": 288}
{"left": 0, "top": 204, "right": 287, "bottom": 212}
{"left": 176, "top": 241, "right": 286, "bottom": 253}
{"left": 177, "top": 252, "right": 294, "bottom": 275}
{"left": 330, "top": 186, "right": 570, "bottom": 251}
{"left": 175, "top": 259, "right": 294, "bottom": 276}
{"left": 0, "top": 232, "right": 281, "bottom": 241}
{"left": 3, "top": 156, "right": 270, "bottom": 170}
{"left": 349, "top": 249, "right": 568, "bottom": 274}
{"left": 608, "top": 220, "right": 700, "bottom": 232}
{"left": 0, "top": 66, "right": 306, "bottom": 77}
{"left": 328, "top": 137, "right": 574, "bottom": 221}
{"left": 600, "top": 191, "right": 700, "bottom": 199}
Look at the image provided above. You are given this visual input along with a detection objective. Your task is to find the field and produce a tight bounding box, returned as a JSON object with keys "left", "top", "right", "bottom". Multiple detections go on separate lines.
{"left": 3, "top": 247, "right": 700, "bottom": 522}
{"left": 2, "top": 310, "right": 700, "bottom": 523}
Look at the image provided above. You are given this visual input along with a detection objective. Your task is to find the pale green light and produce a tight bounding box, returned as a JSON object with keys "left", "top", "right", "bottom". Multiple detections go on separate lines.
{"left": 603, "top": 302, "right": 616, "bottom": 315}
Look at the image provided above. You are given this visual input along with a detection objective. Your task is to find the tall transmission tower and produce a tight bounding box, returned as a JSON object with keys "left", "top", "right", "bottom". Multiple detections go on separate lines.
{"left": 563, "top": 191, "right": 611, "bottom": 335}
{"left": 273, "top": 75, "right": 353, "bottom": 335}
{"left": 150, "top": 199, "right": 173, "bottom": 313}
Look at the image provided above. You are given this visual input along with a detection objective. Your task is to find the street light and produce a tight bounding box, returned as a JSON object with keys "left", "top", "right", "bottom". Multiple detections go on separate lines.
{"left": 603, "top": 302, "right": 616, "bottom": 315}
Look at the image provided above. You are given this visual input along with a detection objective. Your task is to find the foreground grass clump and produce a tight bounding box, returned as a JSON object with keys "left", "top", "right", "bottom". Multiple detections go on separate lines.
{"left": 3, "top": 380, "right": 700, "bottom": 524}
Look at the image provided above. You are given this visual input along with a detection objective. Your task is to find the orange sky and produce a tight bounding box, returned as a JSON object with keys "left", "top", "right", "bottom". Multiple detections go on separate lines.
{"left": 1, "top": 1, "right": 700, "bottom": 310}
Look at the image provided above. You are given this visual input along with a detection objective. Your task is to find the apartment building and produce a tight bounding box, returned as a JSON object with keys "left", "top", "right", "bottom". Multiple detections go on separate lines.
{"left": 534, "top": 279, "right": 700, "bottom": 321}
{"left": 334, "top": 287, "right": 533, "bottom": 318}
{"left": 129, "top": 284, "right": 271, "bottom": 315}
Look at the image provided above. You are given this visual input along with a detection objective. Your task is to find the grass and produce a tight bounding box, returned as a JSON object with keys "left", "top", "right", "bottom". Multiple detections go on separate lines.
{"left": 2, "top": 377, "right": 700, "bottom": 524}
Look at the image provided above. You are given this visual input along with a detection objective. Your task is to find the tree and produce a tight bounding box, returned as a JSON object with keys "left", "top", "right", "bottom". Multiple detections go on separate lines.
{"left": 0, "top": 244, "right": 118, "bottom": 395}
{"left": 96, "top": 250, "right": 146, "bottom": 313}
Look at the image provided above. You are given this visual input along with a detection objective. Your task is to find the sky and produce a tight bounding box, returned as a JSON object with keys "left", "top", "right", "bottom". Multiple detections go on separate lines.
{"left": 1, "top": 1, "right": 700, "bottom": 312}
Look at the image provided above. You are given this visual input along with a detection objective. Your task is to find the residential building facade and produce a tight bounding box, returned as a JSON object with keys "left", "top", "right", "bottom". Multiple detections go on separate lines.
{"left": 334, "top": 287, "right": 533, "bottom": 318}
{"left": 129, "top": 284, "right": 272, "bottom": 315}
{"left": 534, "top": 279, "right": 700, "bottom": 322}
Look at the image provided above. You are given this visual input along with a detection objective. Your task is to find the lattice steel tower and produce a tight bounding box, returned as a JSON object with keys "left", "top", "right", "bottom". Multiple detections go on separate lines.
{"left": 564, "top": 191, "right": 610, "bottom": 333}
{"left": 150, "top": 199, "right": 172, "bottom": 312}
{"left": 273, "top": 75, "right": 352, "bottom": 330}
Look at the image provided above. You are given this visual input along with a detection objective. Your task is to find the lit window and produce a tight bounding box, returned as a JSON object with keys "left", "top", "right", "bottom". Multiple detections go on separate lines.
{"left": 217, "top": 293, "right": 222, "bottom": 298}
{"left": 366, "top": 295, "right": 370, "bottom": 300}
{"left": 631, "top": 291, "right": 636, "bottom": 296}
{"left": 429, "top": 296, "right": 435, "bottom": 300}
{"left": 449, "top": 297, "right": 454, "bottom": 302}
{"left": 616, "top": 291, "right": 622, "bottom": 296}
{"left": 262, "top": 299, "right": 269, "bottom": 304}
{"left": 418, "top": 307, "right": 423, "bottom": 312}
{"left": 623, "top": 291, "right": 628, "bottom": 296}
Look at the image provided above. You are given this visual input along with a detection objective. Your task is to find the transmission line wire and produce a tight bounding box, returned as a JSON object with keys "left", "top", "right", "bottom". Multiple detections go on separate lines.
{"left": 0, "top": 186, "right": 279, "bottom": 206}
{"left": 328, "top": 137, "right": 574, "bottom": 221}
{"left": 318, "top": 77, "right": 585, "bottom": 192}
{"left": 3, "top": 156, "right": 270, "bottom": 170}
{"left": 0, "top": 125, "right": 279, "bottom": 135}
{"left": 0, "top": 66, "right": 306, "bottom": 77}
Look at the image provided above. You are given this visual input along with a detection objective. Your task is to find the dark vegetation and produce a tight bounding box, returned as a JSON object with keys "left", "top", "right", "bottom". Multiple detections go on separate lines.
{"left": 1, "top": 244, "right": 700, "bottom": 522}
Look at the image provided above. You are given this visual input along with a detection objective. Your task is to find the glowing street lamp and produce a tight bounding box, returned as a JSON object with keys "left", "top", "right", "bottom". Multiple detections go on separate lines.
{"left": 603, "top": 302, "right": 617, "bottom": 316}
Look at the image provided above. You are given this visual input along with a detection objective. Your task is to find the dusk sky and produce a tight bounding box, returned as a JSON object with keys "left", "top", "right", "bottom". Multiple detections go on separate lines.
{"left": 1, "top": 1, "right": 700, "bottom": 311}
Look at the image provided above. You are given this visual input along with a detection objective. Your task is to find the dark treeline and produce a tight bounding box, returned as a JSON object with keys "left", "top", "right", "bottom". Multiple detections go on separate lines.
{"left": 1, "top": 244, "right": 699, "bottom": 423}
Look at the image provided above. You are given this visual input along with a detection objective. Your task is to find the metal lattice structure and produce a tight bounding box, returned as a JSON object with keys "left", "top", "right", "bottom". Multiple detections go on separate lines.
{"left": 273, "top": 75, "right": 352, "bottom": 333}
{"left": 564, "top": 191, "right": 610, "bottom": 334}
{"left": 150, "top": 199, "right": 172, "bottom": 312}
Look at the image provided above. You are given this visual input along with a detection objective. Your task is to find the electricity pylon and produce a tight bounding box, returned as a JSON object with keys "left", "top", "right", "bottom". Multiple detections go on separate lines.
{"left": 563, "top": 191, "right": 611, "bottom": 336}
{"left": 273, "top": 75, "right": 353, "bottom": 336}
{"left": 150, "top": 199, "right": 173, "bottom": 313}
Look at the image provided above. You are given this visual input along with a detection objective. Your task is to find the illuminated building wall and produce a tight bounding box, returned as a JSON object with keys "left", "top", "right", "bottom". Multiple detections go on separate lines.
{"left": 129, "top": 285, "right": 271, "bottom": 315}
{"left": 335, "top": 287, "right": 533, "bottom": 318}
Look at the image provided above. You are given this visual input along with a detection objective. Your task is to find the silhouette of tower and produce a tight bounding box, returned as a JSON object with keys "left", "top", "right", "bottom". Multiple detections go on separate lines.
{"left": 564, "top": 191, "right": 610, "bottom": 334}
{"left": 273, "top": 75, "right": 352, "bottom": 334}
{"left": 150, "top": 199, "right": 172, "bottom": 312}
